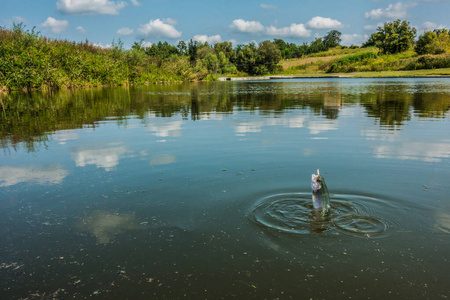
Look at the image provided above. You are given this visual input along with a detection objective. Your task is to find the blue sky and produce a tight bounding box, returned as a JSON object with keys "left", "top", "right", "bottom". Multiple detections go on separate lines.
{"left": 1, "top": 0, "right": 449, "bottom": 48}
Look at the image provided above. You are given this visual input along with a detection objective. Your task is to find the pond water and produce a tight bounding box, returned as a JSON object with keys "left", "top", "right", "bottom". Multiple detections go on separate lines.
{"left": 1, "top": 78, "right": 450, "bottom": 299}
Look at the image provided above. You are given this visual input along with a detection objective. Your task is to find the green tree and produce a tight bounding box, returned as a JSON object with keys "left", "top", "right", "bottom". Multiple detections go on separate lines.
{"left": 203, "top": 53, "right": 220, "bottom": 73}
{"left": 273, "top": 38, "right": 288, "bottom": 58}
{"left": 236, "top": 44, "right": 259, "bottom": 75}
{"left": 295, "top": 43, "right": 309, "bottom": 57}
{"left": 415, "top": 30, "right": 450, "bottom": 55}
{"left": 197, "top": 44, "right": 215, "bottom": 59}
{"left": 309, "top": 38, "right": 327, "bottom": 53}
{"left": 323, "top": 30, "right": 342, "bottom": 48}
{"left": 258, "top": 40, "right": 281, "bottom": 73}
{"left": 235, "top": 41, "right": 281, "bottom": 75}
{"left": 145, "top": 41, "right": 179, "bottom": 59}
{"left": 131, "top": 39, "right": 148, "bottom": 52}
{"left": 218, "top": 52, "right": 236, "bottom": 74}
{"left": 177, "top": 40, "right": 187, "bottom": 56}
{"left": 371, "top": 19, "right": 417, "bottom": 54}
{"left": 188, "top": 39, "right": 199, "bottom": 64}
{"left": 362, "top": 33, "right": 377, "bottom": 48}
{"left": 214, "top": 41, "right": 235, "bottom": 62}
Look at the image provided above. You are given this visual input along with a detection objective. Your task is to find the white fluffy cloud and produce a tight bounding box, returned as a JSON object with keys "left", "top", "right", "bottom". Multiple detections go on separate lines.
{"left": 57, "top": 0, "right": 127, "bottom": 15}
{"left": 230, "top": 19, "right": 311, "bottom": 37}
{"left": 364, "top": 2, "right": 415, "bottom": 20}
{"left": 230, "top": 19, "right": 265, "bottom": 34}
{"left": 422, "top": 21, "right": 445, "bottom": 30}
{"left": 266, "top": 23, "right": 311, "bottom": 37}
{"left": 40, "top": 17, "right": 69, "bottom": 34}
{"left": 117, "top": 27, "right": 134, "bottom": 35}
{"left": 306, "top": 16, "right": 344, "bottom": 29}
{"left": 130, "top": 0, "right": 141, "bottom": 6}
{"left": 138, "top": 19, "right": 182, "bottom": 38}
{"left": 193, "top": 34, "right": 223, "bottom": 44}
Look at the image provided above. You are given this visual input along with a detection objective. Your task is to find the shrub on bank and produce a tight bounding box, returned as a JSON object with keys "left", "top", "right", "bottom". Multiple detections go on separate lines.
{"left": 324, "top": 51, "right": 378, "bottom": 73}
{"left": 0, "top": 24, "right": 209, "bottom": 91}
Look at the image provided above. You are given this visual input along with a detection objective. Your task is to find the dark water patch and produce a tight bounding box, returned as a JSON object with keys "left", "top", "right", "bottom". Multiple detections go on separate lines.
{"left": 247, "top": 192, "right": 399, "bottom": 239}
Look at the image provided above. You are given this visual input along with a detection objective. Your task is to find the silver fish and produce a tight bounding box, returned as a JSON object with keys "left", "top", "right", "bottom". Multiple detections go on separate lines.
{"left": 311, "top": 169, "right": 330, "bottom": 214}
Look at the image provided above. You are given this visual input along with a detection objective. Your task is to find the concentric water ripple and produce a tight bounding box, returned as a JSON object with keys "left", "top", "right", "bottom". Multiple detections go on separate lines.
{"left": 247, "top": 192, "right": 397, "bottom": 239}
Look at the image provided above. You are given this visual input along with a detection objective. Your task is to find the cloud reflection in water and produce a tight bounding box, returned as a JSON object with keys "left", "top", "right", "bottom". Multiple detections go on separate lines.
{"left": 234, "top": 115, "right": 309, "bottom": 136}
{"left": 0, "top": 164, "right": 69, "bottom": 187}
{"left": 71, "top": 143, "right": 128, "bottom": 171}
{"left": 78, "top": 211, "right": 137, "bottom": 244}
{"left": 362, "top": 130, "right": 450, "bottom": 162}
{"left": 435, "top": 211, "right": 450, "bottom": 234}
{"left": 52, "top": 130, "right": 79, "bottom": 145}
{"left": 146, "top": 120, "right": 183, "bottom": 138}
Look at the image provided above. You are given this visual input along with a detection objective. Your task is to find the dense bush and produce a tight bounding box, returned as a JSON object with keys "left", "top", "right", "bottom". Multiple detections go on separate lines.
{"left": 0, "top": 24, "right": 226, "bottom": 91}
{"left": 415, "top": 30, "right": 450, "bottom": 55}
{"left": 404, "top": 54, "right": 450, "bottom": 70}
{"left": 326, "top": 52, "right": 378, "bottom": 73}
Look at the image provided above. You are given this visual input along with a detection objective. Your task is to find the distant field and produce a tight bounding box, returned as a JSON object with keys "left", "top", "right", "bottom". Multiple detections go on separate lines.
{"left": 281, "top": 56, "right": 344, "bottom": 69}
{"left": 349, "top": 68, "right": 450, "bottom": 77}
{"left": 277, "top": 47, "right": 450, "bottom": 77}
{"left": 280, "top": 47, "right": 375, "bottom": 69}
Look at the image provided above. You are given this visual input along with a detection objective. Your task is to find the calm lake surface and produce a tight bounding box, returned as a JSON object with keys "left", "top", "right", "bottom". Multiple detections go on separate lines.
{"left": 1, "top": 78, "right": 450, "bottom": 299}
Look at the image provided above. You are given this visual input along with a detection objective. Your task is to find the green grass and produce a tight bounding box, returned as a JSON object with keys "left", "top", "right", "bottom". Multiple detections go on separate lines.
{"left": 275, "top": 46, "right": 450, "bottom": 76}
{"left": 0, "top": 25, "right": 208, "bottom": 91}
{"left": 307, "top": 46, "right": 377, "bottom": 57}
{"left": 348, "top": 68, "right": 450, "bottom": 77}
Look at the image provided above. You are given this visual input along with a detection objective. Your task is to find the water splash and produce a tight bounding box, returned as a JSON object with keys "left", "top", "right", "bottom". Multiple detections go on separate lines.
{"left": 247, "top": 192, "right": 396, "bottom": 239}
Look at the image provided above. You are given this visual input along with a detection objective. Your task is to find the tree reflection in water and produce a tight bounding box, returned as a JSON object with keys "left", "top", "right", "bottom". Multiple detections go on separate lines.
{"left": 1, "top": 79, "right": 449, "bottom": 152}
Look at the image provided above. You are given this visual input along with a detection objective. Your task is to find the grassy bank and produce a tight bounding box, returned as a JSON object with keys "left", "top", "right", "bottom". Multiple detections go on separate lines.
{"left": 0, "top": 25, "right": 211, "bottom": 91}
{"left": 2, "top": 24, "right": 450, "bottom": 92}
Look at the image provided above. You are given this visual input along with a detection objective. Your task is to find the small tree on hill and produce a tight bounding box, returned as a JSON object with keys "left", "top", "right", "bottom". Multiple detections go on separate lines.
{"left": 371, "top": 19, "right": 416, "bottom": 54}
{"left": 323, "top": 30, "right": 342, "bottom": 48}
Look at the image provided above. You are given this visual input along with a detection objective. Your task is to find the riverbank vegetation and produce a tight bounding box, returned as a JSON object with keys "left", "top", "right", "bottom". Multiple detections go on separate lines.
{"left": 1, "top": 20, "right": 450, "bottom": 92}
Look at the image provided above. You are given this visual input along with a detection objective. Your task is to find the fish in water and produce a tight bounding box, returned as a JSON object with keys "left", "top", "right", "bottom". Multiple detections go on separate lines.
{"left": 311, "top": 169, "right": 331, "bottom": 214}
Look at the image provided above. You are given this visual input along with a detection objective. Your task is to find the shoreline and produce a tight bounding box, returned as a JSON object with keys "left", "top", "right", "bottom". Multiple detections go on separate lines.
{"left": 219, "top": 73, "right": 450, "bottom": 81}
{"left": 2, "top": 73, "right": 450, "bottom": 93}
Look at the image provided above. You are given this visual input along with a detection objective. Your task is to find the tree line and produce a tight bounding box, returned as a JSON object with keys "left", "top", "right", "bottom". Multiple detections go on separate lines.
{"left": 1, "top": 20, "right": 450, "bottom": 91}
{"left": 131, "top": 29, "right": 345, "bottom": 75}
